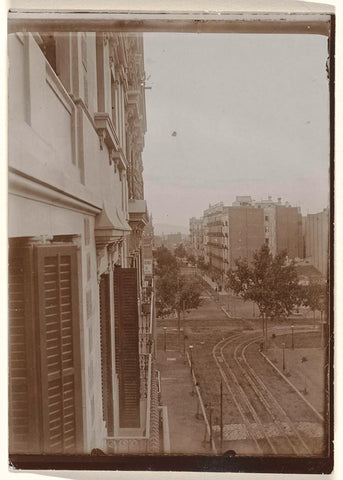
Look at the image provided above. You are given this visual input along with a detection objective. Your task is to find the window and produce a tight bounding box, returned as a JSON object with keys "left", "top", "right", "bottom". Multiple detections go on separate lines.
{"left": 114, "top": 268, "right": 140, "bottom": 428}
{"left": 265, "top": 215, "right": 269, "bottom": 221}
{"left": 8, "top": 242, "right": 83, "bottom": 454}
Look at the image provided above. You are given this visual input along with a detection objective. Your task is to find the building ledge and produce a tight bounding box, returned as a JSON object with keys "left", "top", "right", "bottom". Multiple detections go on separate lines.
{"left": 95, "top": 202, "right": 131, "bottom": 247}
{"left": 128, "top": 199, "right": 149, "bottom": 229}
{"left": 94, "top": 113, "right": 128, "bottom": 173}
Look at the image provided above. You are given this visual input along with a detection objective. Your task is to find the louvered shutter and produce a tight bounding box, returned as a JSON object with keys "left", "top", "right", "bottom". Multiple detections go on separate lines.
{"left": 9, "top": 245, "right": 40, "bottom": 453}
{"left": 113, "top": 268, "right": 140, "bottom": 428}
{"left": 35, "top": 245, "right": 83, "bottom": 453}
{"left": 99, "top": 274, "right": 114, "bottom": 436}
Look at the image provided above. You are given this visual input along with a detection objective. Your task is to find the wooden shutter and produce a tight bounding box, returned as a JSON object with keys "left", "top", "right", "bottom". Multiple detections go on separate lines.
{"left": 9, "top": 245, "right": 40, "bottom": 453}
{"left": 113, "top": 268, "right": 140, "bottom": 428}
{"left": 99, "top": 273, "right": 114, "bottom": 436}
{"left": 35, "top": 245, "right": 83, "bottom": 453}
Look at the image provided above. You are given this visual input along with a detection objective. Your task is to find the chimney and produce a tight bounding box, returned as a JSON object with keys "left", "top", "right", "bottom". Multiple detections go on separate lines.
{"left": 278, "top": 197, "right": 281, "bottom": 203}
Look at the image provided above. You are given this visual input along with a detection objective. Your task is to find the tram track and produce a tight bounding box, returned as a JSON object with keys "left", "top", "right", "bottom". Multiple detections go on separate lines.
{"left": 212, "top": 329, "right": 320, "bottom": 456}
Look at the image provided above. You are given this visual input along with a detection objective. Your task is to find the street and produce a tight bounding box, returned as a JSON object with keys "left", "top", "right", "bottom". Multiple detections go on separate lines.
{"left": 156, "top": 272, "right": 327, "bottom": 456}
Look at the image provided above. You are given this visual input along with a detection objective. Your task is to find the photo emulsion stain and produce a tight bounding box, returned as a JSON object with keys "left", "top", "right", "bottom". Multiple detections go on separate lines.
{"left": 7, "top": 7, "right": 334, "bottom": 474}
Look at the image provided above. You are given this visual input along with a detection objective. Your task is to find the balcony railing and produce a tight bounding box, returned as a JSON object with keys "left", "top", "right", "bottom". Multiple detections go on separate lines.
{"left": 105, "top": 283, "right": 159, "bottom": 454}
{"left": 106, "top": 354, "right": 160, "bottom": 454}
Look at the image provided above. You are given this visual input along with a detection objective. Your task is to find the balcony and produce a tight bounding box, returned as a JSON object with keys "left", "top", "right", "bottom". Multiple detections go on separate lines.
{"left": 128, "top": 199, "right": 149, "bottom": 229}
{"left": 106, "top": 284, "right": 160, "bottom": 454}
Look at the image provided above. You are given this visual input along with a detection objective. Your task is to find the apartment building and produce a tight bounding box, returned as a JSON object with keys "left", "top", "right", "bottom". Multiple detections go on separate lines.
{"left": 197, "top": 201, "right": 264, "bottom": 278}
{"left": 305, "top": 207, "right": 329, "bottom": 278}
{"left": 239, "top": 196, "right": 303, "bottom": 259}
{"left": 8, "top": 31, "right": 159, "bottom": 455}
{"left": 189, "top": 217, "right": 205, "bottom": 260}
{"left": 191, "top": 195, "right": 305, "bottom": 278}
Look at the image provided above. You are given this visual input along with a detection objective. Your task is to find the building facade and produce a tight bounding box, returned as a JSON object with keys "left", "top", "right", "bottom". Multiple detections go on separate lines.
{"left": 189, "top": 217, "right": 204, "bottom": 260}
{"left": 240, "top": 196, "right": 304, "bottom": 259}
{"left": 8, "top": 31, "right": 160, "bottom": 455}
{"left": 305, "top": 208, "right": 329, "bottom": 278}
{"left": 202, "top": 203, "right": 229, "bottom": 274}
{"left": 196, "top": 201, "right": 265, "bottom": 279}
{"left": 191, "top": 196, "right": 304, "bottom": 280}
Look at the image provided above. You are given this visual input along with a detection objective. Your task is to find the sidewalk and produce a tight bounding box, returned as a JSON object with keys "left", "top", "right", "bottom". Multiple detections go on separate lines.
{"left": 156, "top": 319, "right": 212, "bottom": 454}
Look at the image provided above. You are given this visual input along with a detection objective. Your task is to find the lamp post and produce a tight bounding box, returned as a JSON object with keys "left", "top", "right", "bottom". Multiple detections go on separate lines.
{"left": 291, "top": 324, "right": 294, "bottom": 350}
{"left": 163, "top": 326, "right": 167, "bottom": 352}
{"left": 282, "top": 342, "right": 286, "bottom": 372}
{"left": 189, "top": 344, "right": 194, "bottom": 374}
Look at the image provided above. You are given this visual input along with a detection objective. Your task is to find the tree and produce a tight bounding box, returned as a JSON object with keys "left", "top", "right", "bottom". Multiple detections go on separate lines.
{"left": 301, "top": 281, "right": 327, "bottom": 320}
{"left": 154, "top": 246, "right": 203, "bottom": 320}
{"left": 174, "top": 243, "right": 187, "bottom": 259}
{"left": 227, "top": 244, "right": 300, "bottom": 344}
{"left": 156, "top": 273, "right": 203, "bottom": 319}
{"left": 197, "top": 256, "right": 209, "bottom": 273}
{"left": 154, "top": 245, "right": 178, "bottom": 277}
{"left": 186, "top": 254, "right": 196, "bottom": 265}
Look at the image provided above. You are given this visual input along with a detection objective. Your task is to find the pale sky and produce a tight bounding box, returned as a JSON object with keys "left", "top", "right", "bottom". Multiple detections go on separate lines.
{"left": 142, "top": 33, "right": 330, "bottom": 228}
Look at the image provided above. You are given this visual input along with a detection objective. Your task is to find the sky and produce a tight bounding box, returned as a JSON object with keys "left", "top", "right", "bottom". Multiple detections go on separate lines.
{"left": 141, "top": 32, "right": 330, "bottom": 229}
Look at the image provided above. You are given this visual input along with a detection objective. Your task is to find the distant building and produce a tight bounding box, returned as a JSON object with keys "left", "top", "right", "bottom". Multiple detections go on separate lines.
{"left": 255, "top": 196, "right": 303, "bottom": 259}
{"left": 190, "top": 195, "right": 306, "bottom": 280}
{"left": 228, "top": 205, "right": 265, "bottom": 266}
{"left": 166, "top": 232, "right": 183, "bottom": 245}
{"left": 199, "top": 201, "right": 265, "bottom": 279}
{"left": 189, "top": 217, "right": 204, "bottom": 259}
{"left": 203, "top": 203, "right": 229, "bottom": 274}
{"left": 153, "top": 235, "right": 163, "bottom": 249}
{"left": 305, "top": 208, "right": 329, "bottom": 278}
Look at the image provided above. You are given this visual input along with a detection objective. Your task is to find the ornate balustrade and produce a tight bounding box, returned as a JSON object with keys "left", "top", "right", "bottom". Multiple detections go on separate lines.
{"left": 106, "top": 354, "right": 160, "bottom": 453}
{"left": 106, "top": 282, "right": 159, "bottom": 454}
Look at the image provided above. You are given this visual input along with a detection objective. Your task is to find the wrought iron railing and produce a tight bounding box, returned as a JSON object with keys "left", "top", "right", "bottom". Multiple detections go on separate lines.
{"left": 138, "top": 287, "right": 154, "bottom": 396}
{"left": 106, "top": 354, "right": 160, "bottom": 453}
{"left": 106, "top": 283, "right": 159, "bottom": 454}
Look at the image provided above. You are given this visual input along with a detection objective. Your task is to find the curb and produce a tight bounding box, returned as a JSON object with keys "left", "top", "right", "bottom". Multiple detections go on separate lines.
{"left": 186, "top": 351, "right": 217, "bottom": 454}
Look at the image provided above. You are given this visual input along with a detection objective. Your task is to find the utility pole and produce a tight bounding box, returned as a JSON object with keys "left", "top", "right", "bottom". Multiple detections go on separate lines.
{"left": 163, "top": 326, "right": 167, "bottom": 352}
{"left": 282, "top": 342, "right": 286, "bottom": 372}
{"left": 209, "top": 402, "right": 214, "bottom": 449}
{"left": 291, "top": 324, "right": 294, "bottom": 350}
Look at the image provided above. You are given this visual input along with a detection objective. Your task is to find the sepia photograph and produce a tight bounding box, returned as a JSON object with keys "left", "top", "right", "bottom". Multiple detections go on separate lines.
{"left": 7, "top": 1, "right": 334, "bottom": 474}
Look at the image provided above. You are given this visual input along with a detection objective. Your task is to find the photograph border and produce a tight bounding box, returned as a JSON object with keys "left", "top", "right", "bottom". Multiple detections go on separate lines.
{"left": 6, "top": 4, "right": 335, "bottom": 475}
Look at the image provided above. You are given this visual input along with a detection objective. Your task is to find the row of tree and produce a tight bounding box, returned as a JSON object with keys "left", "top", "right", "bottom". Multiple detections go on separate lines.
{"left": 155, "top": 243, "right": 328, "bottom": 337}
{"left": 226, "top": 244, "right": 327, "bottom": 321}
{"left": 154, "top": 246, "right": 203, "bottom": 320}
